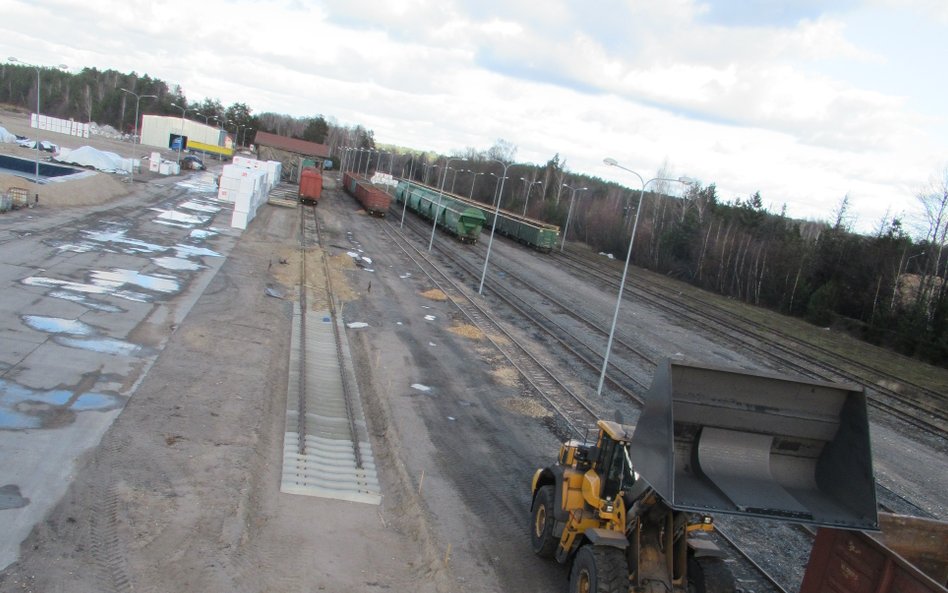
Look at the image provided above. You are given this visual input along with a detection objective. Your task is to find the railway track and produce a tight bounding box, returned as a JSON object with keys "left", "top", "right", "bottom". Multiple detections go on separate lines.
{"left": 279, "top": 204, "right": 379, "bottom": 503}
{"left": 378, "top": 217, "right": 602, "bottom": 437}
{"left": 394, "top": 215, "right": 650, "bottom": 399}
{"left": 554, "top": 247, "right": 948, "bottom": 440}
{"left": 382, "top": 211, "right": 809, "bottom": 593}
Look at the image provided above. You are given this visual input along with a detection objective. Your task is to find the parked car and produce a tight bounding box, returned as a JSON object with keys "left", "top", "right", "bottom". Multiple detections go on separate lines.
{"left": 180, "top": 155, "right": 205, "bottom": 170}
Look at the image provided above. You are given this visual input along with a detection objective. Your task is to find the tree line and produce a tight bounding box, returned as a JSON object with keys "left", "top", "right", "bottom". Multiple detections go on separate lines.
{"left": 2, "top": 62, "right": 943, "bottom": 365}
{"left": 0, "top": 63, "right": 373, "bottom": 152}
{"left": 374, "top": 145, "right": 947, "bottom": 367}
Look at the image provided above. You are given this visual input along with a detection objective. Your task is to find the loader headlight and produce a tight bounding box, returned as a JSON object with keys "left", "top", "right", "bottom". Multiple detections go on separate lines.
{"left": 604, "top": 503, "right": 614, "bottom": 513}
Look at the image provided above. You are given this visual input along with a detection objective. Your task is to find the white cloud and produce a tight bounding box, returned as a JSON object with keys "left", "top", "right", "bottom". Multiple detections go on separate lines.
{"left": 1, "top": 0, "right": 945, "bottom": 232}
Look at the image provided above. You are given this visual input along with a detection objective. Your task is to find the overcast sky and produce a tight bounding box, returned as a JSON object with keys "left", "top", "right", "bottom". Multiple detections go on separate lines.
{"left": 3, "top": 0, "right": 946, "bottom": 232}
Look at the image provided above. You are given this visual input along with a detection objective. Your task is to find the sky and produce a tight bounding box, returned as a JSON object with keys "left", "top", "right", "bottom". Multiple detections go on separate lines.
{"left": 2, "top": 0, "right": 947, "bottom": 233}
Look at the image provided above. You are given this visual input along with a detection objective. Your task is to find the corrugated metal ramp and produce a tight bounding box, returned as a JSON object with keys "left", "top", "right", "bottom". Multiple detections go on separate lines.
{"left": 280, "top": 304, "right": 381, "bottom": 504}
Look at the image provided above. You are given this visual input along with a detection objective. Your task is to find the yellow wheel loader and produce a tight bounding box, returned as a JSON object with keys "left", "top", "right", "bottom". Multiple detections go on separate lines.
{"left": 531, "top": 360, "right": 879, "bottom": 593}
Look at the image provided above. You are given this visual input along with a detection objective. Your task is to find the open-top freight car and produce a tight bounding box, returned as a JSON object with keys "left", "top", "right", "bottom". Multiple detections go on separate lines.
{"left": 343, "top": 172, "right": 392, "bottom": 216}
{"left": 299, "top": 167, "right": 323, "bottom": 204}
{"left": 397, "top": 179, "right": 559, "bottom": 252}
{"left": 394, "top": 181, "right": 486, "bottom": 243}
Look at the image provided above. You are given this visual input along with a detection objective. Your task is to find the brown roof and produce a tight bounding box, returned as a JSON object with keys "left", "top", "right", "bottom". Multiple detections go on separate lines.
{"left": 253, "top": 130, "right": 330, "bottom": 158}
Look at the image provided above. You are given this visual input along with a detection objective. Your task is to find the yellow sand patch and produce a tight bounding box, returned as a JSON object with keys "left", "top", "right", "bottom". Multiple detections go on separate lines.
{"left": 499, "top": 397, "right": 552, "bottom": 418}
{"left": 420, "top": 288, "right": 448, "bottom": 301}
{"left": 448, "top": 324, "right": 484, "bottom": 340}
{"left": 491, "top": 366, "right": 519, "bottom": 387}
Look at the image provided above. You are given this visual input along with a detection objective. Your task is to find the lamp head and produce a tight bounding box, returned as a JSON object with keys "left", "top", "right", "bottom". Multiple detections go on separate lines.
{"left": 678, "top": 176, "right": 696, "bottom": 186}
{"left": 603, "top": 157, "right": 619, "bottom": 167}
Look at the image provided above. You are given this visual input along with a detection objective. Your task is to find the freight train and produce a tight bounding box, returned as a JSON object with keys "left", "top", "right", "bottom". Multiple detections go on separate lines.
{"left": 395, "top": 180, "right": 560, "bottom": 252}
{"left": 393, "top": 180, "right": 486, "bottom": 243}
{"left": 342, "top": 172, "right": 392, "bottom": 216}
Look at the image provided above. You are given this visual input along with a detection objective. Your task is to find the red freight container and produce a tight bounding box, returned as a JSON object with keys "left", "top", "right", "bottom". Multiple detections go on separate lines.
{"left": 342, "top": 172, "right": 391, "bottom": 216}
{"left": 355, "top": 182, "right": 392, "bottom": 216}
{"left": 801, "top": 514, "right": 948, "bottom": 593}
{"left": 299, "top": 167, "right": 322, "bottom": 204}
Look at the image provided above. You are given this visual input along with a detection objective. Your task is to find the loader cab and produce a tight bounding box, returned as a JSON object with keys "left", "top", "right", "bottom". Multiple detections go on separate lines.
{"left": 595, "top": 421, "right": 635, "bottom": 502}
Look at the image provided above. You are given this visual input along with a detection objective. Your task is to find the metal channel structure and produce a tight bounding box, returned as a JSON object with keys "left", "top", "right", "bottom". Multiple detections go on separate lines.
{"left": 280, "top": 205, "right": 380, "bottom": 504}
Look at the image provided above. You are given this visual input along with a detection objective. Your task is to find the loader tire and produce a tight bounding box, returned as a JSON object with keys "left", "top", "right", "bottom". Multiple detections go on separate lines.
{"left": 569, "top": 545, "right": 627, "bottom": 593}
{"left": 688, "top": 556, "right": 735, "bottom": 593}
{"left": 531, "top": 485, "right": 558, "bottom": 558}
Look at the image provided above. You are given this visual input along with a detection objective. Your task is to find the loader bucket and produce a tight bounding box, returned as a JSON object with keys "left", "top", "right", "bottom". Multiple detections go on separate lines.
{"left": 628, "top": 360, "right": 878, "bottom": 530}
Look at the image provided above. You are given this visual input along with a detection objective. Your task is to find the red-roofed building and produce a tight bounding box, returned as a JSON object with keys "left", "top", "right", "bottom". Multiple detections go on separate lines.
{"left": 252, "top": 131, "right": 330, "bottom": 181}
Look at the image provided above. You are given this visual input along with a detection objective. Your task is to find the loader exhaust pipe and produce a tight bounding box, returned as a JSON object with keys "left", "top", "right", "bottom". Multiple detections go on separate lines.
{"left": 628, "top": 360, "right": 878, "bottom": 530}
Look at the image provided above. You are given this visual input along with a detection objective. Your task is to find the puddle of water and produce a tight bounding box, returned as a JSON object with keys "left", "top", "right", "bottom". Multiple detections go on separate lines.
{"left": 178, "top": 200, "right": 220, "bottom": 213}
{"left": 111, "top": 290, "right": 153, "bottom": 303}
{"left": 46, "top": 291, "right": 123, "bottom": 313}
{"left": 174, "top": 244, "right": 220, "bottom": 258}
{"left": 155, "top": 219, "right": 198, "bottom": 230}
{"left": 424, "top": 315, "right": 436, "bottom": 321}
{"left": 0, "top": 485, "right": 29, "bottom": 510}
{"left": 23, "top": 276, "right": 110, "bottom": 295}
{"left": 90, "top": 269, "right": 179, "bottom": 293}
{"left": 411, "top": 384, "right": 431, "bottom": 392}
{"left": 175, "top": 174, "right": 219, "bottom": 193}
{"left": 347, "top": 322, "right": 368, "bottom": 329}
{"left": 151, "top": 209, "right": 211, "bottom": 226}
{"left": 0, "top": 378, "right": 124, "bottom": 430}
{"left": 56, "top": 336, "right": 141, "bottom": 356}
{"left": 153, "top": 256, "right": 202, "bottom": 271}
{"left": 22, "top": 315, "right": 94, "bottom": 336}
{"left": 80, "top": 228, "right": 166, "bottom": 254}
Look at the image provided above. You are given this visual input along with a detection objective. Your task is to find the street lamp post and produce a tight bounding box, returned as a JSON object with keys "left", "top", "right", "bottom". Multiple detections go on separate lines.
{"left": 169, "top": 102, "right": 190, "bottom": 165}
{"left": 468, "top": 171, "right": 485, "bottom": 199}
{"left": 597, "top": 157, "right": 694, "bottom": 395}
{"left": 428, "top": 158, "right": 465, "bottom": 251}
{"left": 363, "top": 150, "right": 378, "bottom": 177}
{"left": 520, "top": 178, "right": 543, "bottom": 216}
{"left": 8, "top": 57, "right": 68, "bottom": 184}
{"left": 560, "top": 184, "right": 588, "bottom": 252}
{"left": 400, "top": 157, "right": 418, "bottom": 228}
{"left": 211, "top": 116, "right": 226, "bottom": 160}
{"left": 119, "top": 88, "right": 157, "bottom": 183}
{"left": 478, "top": 159, "right": 512, "bottom": 294}
{"left": 119, "top": 88, "right": 157, "bottom": 144}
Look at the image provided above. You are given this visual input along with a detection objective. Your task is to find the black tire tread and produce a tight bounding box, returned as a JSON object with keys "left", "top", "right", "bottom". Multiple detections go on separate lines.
{"left": 691, "top": 556, "right": 735, "bottom": 593}
{"left": 570, "top": 545, "right": 627, "bottom": 593}
{"left": 531, "top": 485, "right": 558, "bottom": 558}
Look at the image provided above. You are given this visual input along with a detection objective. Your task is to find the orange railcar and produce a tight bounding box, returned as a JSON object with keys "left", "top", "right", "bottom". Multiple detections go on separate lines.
{"left": 299, "top": 167, "right": 323, "bottom": 204}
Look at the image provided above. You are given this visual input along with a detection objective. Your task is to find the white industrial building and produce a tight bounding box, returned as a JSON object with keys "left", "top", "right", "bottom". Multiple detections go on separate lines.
{"left": 140, "top": 115, "right": 232, "bottom": 157}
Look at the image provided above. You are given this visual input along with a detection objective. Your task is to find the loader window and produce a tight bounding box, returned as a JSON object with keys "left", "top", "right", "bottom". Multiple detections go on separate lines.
{"left": 598, "top": 436, "right": 626, "bottom": 500}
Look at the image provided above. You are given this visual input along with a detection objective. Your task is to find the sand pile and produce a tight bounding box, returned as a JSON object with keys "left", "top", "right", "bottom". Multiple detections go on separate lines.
{"left": 0, "top": 172, "right": 131, "bottom": 208}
